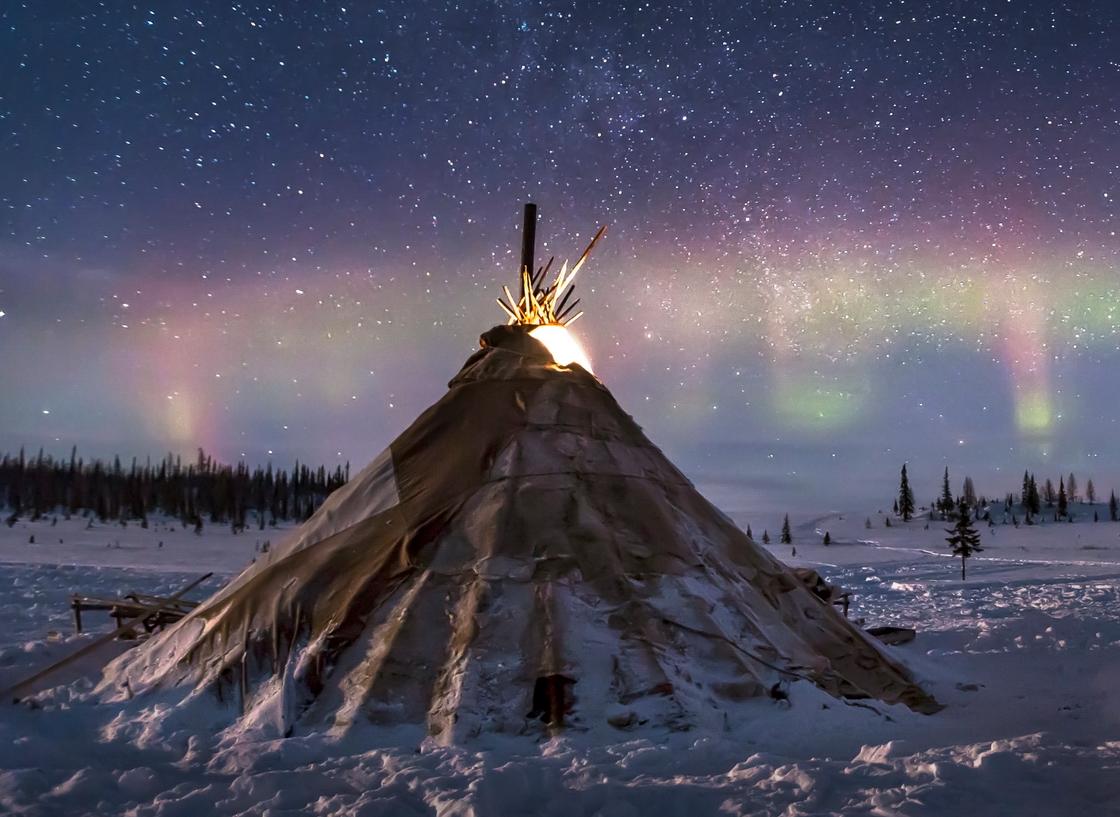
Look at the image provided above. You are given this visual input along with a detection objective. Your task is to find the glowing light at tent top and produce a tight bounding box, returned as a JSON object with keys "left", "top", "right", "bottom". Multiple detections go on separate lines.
{"left": 529, "top": 324, "right": 594, "bottom": 374}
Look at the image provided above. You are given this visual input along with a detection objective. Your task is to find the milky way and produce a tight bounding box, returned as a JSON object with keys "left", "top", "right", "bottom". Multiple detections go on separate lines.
{"left": 1, "top": 1, "right": 1117, "bottom": 510}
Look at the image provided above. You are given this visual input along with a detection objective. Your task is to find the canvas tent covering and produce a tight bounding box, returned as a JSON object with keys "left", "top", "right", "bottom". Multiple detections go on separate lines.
{"left": 102, "top": 325, "right": 939, "bottom": 740}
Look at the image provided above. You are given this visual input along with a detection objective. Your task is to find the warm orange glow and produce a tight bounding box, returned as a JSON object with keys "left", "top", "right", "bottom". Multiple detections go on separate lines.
{"left": 530, "top": 324, "right": 594, "bottom": 373}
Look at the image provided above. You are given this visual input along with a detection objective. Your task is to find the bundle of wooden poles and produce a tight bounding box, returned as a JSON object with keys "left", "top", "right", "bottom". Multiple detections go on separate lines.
{"left": 496, "top": 203, "right": 606, "bottom": 327}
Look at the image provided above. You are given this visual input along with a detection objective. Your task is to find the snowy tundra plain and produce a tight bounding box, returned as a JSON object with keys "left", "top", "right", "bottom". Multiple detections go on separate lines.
{"left": 0, "top": 509, "right": 1118, "bottom": 816}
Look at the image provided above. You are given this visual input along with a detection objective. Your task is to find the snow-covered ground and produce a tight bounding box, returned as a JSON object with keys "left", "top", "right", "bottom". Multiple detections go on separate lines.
{"left": 1, "top": 510, "right": 1119, "bottom": 816}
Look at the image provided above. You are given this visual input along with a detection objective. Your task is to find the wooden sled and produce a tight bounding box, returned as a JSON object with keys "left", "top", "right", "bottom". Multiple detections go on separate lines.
{"left": 70, "top": 591, "right": 201, "bottom": 634}
{"left": 1, "top": 572, "right": 213, "bottom": 703}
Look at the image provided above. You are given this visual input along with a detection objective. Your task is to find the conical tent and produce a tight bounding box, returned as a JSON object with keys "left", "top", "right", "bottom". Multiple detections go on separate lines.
{"left": 103, "top": 324, "right": 939, "bottom": 740}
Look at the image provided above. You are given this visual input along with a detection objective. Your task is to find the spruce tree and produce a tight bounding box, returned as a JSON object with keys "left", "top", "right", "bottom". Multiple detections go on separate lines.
{"left": 1086, "top": 480, "right": 1096, "bottom": 505}
{"left": 946, "top": 498, "right": 982, "bottom": 580}
{"left": 823, "top": 531, "right": 831, "bottom": 545}
{"left": 1057, "top": 477, "right": 1068, "bottom": 519}
{"left": 1021, "top": 470, "right": 1031, "bottom": 510}
{"left": 962, "top": 476, "right": 976, "bottom": 508}
{"left": 1110, "top": 491, "right": 1118, "bottom": 522}
{"left": 762, "top": 530, "right": 770, "bottom": 544}
{"left": 780, "top": 514, "right": 792, "bottom": 544}
{"left": 942, "top": 467, "right": 954, "bottom": 514}
{"left": 898, "top": 464, "right": 915, "bottom": 521}
{"left": 746, "top": 524, "right": 753, "bottom": 539}
{"left": 1067, "top": 473, "right": 1078, "bottom": 504}
{"left": 1028, "top": 475, "right": 1041, "bottom": 515}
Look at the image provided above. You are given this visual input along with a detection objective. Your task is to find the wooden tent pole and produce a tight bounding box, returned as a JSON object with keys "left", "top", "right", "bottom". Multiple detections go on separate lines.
{"left": 520, "top": 202, "right": 537, "bottom": 287}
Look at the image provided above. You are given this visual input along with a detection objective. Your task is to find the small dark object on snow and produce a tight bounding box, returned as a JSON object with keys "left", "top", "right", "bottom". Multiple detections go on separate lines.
{"left": 867, "top": 626, "right": 916, "bottom": 646}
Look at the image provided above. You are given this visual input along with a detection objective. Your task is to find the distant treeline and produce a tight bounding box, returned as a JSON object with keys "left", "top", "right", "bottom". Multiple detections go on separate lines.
{"left": 0, "top": 448, "right": 349, "bottom": 531}
{"left": 895, "top": 465, "right": 1119, "bottom": 525}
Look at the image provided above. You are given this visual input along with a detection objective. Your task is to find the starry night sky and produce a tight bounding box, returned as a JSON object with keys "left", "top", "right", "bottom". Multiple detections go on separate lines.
{"left": 1, "top": 1, "right": 1118, "bottom": 511}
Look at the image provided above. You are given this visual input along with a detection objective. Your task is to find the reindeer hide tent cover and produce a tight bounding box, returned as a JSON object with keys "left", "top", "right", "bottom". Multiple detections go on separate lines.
{"left": 102, "top": 325, "right": 939, "bottom": 740}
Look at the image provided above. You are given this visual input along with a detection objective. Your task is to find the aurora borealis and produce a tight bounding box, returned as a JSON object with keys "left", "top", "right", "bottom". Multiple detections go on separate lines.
{"left": 1, "top": 1, "right": 1117, "bottom": 508}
